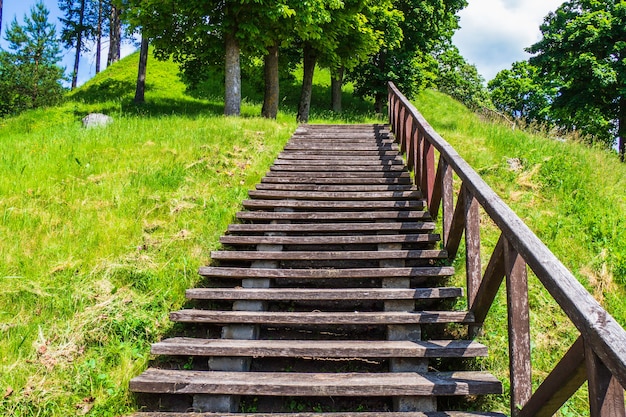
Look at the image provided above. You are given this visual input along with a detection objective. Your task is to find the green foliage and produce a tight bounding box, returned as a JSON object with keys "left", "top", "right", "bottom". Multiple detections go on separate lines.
{"left": 488, "top": 61, "right": 554, "bottom": 123}
{"left": 0, "top": 2, "right": 66, "bottom": 116}
{"left": 528, "top": 0, "right": 626, "bottom": 152}
{"left": 434, "top": 44, "right": 491, "bottom": 110}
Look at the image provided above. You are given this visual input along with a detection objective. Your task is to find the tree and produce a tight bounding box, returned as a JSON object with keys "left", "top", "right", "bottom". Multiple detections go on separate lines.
{"left": 1, "top": 0, "right": 4, "bottom": 36}
{"left": 59, "top": 0, "right": 90, "bottom": 89}
{"left": 0, "top": 2, "right": 65, "bottom": 116}
{"left": 434, "top": 44, "right": 490, "bottom": 110}
{"left": 488, "top": 61, "right": 554, "bottom": 123}
{"left": 107, "top": 1, "right": 122, "bottom": 66}
{"left": 350, "top": 0, "right": 467, "bottom": 112}
{"left": 134, "top": 33, "right": 148, "bottom": 103}
{"left": 528, "top": 0, "right": 626, "bottom": 160}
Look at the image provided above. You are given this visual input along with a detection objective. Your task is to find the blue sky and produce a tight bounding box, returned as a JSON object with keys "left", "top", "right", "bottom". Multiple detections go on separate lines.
{"left": 1, "top": 0, "right": 564, "bottom": 85}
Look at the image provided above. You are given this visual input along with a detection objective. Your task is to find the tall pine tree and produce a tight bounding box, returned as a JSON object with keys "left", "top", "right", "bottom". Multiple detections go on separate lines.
{"left": 59, "top": 0, "right": 90, "bottom": 89}
{"left": 0, "top": 2, "right": 65, "bottom": 116}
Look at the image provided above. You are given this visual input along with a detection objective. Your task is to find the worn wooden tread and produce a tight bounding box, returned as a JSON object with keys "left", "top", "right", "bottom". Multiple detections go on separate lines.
{"left": 198, "top": 266, "right": 455, "bottom": 279}
{"left": 132, "top": 412, "right": 506, "bottom": 417}
{"left": 242, "top": 200, "right": 425, "bottom": 210}
{"left": 247, "top": 190, "right": 421, "bottom": 201}
{"left": 169, "top": 310, "right": 475, "bottom": 325}
{"left": 261, "top": 177, "right": 412, "bottom": 185}
{"left": 186, "top": 287, "right": 463, "bottom": 301}
{"left": 228, "top": 222, "right": 435, "bottom": 233}
{"left": 235, "top": 211, "right": 431, "bottom": 221}
{"left": 130, "top": 369, "right": 501, "bottom": 396}
{"left": 269, "top": 165, "right": 407, "bottom": 172}
{"left": 151, "top": 338, "right": 487, "bottom": 358}
{"left": 211, "top": 250, "right": 448, "bottom": 261}
{"left": 265, "top": 171, "right": 410, "bottom": 179}
{"left": 274, "top": 157, "right": 404, "bottom": 164}
{"left": 255, "top": 184, "right": 417, "bottom": 192}
{"left": 220, "top": 234, "right": 440, "bottom": 246}
{"left": 284, "top": 145, "right": 399, "bottom": 152}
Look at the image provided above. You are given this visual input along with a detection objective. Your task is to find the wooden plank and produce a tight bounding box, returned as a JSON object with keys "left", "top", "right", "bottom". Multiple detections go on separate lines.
{"left": 505, "top": 238, "right": 532, "bottom": 416}
{"left": 465, "top": 188, "right": 481, "bottom": 308}
{"left": 241, "top": 199, "right": 425, "bottom": 210}
{"left": 220, "top": 234, "right": 440, "bottom": 246}
{"left": 269, "top": 165, "right": 407, "bottom": 172}
{"left": 284, "top": 145, "right": 398, "bottom": 151}
{"left": 198, "top": 266, "right": 455, "bottom": 279}
{"left": 254, "top": 183, "right": 417, "bottom": 192}
{"left": 275, "top": 154, "right": 403, "bottom": 162}
{"left": 272, "top": 150, "right": 401, "bottom": 157}
{"left": 429, "top": 155, "right": 444, "bottom": 220}
{"left": 186, "top": 287, "right": 463, "bottom": 301}
{"left": 519, "top": 337, "right": 587, "bottom": 417}
{"left": 261, "top": 176, "right": 412, "bottom": 185}
{"left": 131, "top": 411, "right": 507, "bottom": 417}
{"left": 130, "top": 369, "right": 501, "bottom": 396}
{"left": 247, "top": 190, "right": 421, "bottom": 201}
{"left": 470, "top": 234, "right": 506, "bottom": 325}
{"left": 264, "top": 171, "right": 410, "bottom": 179}
{"left": 210, "top": 249, "right": 448, "bottom": 261}
{"left": 228, "top": 222, "right": 435, "bottom": 233}
{"left": 389, "top": 82, "right": 626, "bottom": 390}
{"left": 151, "top": 338, "right": 487, "bottom": 358}
{"left": 235, "top": 211, "right": 431, "bottom": 221}
{"left": 444, "top": 186, "right": 466, "bottom": 261}
{"left": 169, "top": 310, "right": 475, "bottom": 325}
{"left": 585, "top": 340, "right": 626, "bottom": 417}
{"left": 442, "top": 158, "right": 454, "bottom": 247}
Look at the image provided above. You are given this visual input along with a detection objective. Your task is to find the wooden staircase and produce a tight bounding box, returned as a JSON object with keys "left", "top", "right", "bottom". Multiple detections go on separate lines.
{"left": 130, "top": 124, "right": 503, "bottom": 416}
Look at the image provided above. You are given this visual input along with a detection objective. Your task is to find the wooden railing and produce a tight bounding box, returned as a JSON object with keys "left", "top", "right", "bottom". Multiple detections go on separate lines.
{"left": 388, "top": 82, "right": 626, "bottom": 417}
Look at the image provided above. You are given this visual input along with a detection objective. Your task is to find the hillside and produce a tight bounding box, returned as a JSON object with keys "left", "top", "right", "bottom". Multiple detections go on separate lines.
{"left": 0, "top": 52, "right": 624, "bottom": 416}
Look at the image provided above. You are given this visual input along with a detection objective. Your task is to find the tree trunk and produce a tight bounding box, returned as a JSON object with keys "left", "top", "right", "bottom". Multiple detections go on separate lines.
{"left": 0, "top": 0, "right": 4, "bottom": 36}
{"left": 71, "top": 0, "right": 86, "bottom": 89}
{"left": 95, "top": 0, "right": 102, "bottom": 74}
{"left": 261, "top": 42, "right": 279, "bottom": 119}
{"left": 297, "top": 45, "right": 317, "bottom": 124}
{"left": 619, "top": 95, "right": 625, "bottom": 162}
{"left": 224, "top": 32, "right": 241, "bottom": 116}
{"left": 107, "top": 4, "right": 121, "bottom": 66}
{"left": 374, "top": 50, "right": 387, "bottom": 114}
{"left": 331, "top": 65, "right": 344, "bottom": 113}
{"left": 134, "top": 35, "right": 149, "bottom": 104}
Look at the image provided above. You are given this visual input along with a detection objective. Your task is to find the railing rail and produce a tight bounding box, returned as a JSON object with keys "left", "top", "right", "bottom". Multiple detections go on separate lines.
{"left": 388, "top": 82, "right": 626, "bottom": 417}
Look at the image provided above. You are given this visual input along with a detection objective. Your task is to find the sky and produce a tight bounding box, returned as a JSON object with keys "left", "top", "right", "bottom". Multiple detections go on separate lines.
{"left": 0, "top": 0, "right": 565, "bottom": 85}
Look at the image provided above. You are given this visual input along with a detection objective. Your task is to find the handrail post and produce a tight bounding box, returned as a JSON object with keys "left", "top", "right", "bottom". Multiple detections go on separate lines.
{"left": 464, "top": 188, "right": 481, "bottom": 308}
{"left": 505, "top": 238, "right": 532, "bottom": 416}
{"left": 585, "top": 341, "right": 626, "bottom": 417}
{"left": 442, "top": 159, "right": 454, "bottom": 247}
{"left": 421, "top": 139, "right": 435, "bottom": 207}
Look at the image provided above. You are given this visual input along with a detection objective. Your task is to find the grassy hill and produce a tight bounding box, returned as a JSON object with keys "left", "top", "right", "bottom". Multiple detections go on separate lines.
{"left": 0, "top": 52, "right": 624, "bottom": 416}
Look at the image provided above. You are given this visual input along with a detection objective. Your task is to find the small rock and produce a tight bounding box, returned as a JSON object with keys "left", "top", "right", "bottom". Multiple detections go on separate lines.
{"left": 507, "top": 158, "right": 523, "bottom": 171}
{"left": 82, "top": 113, "right": 113, "bottom": 128}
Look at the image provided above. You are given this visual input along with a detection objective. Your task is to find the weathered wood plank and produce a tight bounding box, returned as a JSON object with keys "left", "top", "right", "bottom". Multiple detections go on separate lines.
{"left": 151, "top": 338, "right": 486, "bottom": 358}
{"left": 235, "top": 211, "right": 431, "bottom": 221}
{"left": 254, "top": 183, "right": 417, "bottom": 192}
{"left": 264, "top": 171, "right": 411, "bottom": 179}
{"left": 247, "top": 190, "right": 421, "bottom": 201}
{"left": 270, "top": 165, "right": 407, "bottom": 172}
{"left": 464, "top": 188, "right": 481, "bottom": 308}
{"left": 198, "top": 266, "right": 455, "bottom": 279}
{"left": 242, "top": 199, "right": 425, "bottom": 210}
{"left": 261, "top": 176, "right": 412, "bottom": 185}
{"left": 169, "top": 310, "right": 475, "bottom": 325}
{"left": 131, "top": 412, "right": 507, "bottom": 417}
{"left": 210, "top": 249, "right": 448, "bottom": 261}
{"left": 470, "top": 235, "right": 506, "bottom": 325}
{"left": 220, "top": 234, "right": 440, "bottom": 246}
{"left": 585, "top": 340, "right": 626, "bottom": 417}
{"left": 275, "top": 155, "right": 404, "bottom": 163}
{"left": 228, "top": 222, "right": 435, "bottom": 233}
{"left": 186, "top": 287, "right": 462, "bottom": 301}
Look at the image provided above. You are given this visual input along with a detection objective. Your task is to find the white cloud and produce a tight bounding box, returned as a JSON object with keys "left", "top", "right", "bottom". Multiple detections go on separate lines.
{"left": 453, "top": 0, "right": 564, "bottom": 81}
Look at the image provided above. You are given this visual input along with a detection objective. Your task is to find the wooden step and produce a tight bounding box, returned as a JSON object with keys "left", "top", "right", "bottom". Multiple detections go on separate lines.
{"left": 151, "top": 338, "right": 486, "bottom": 358}
{"left": 211, "top": 250, "right": 447, "bottom": 262}
{"left": 235, "top": 211, "right": 431, "bottom": 222}
{"left": 272, "top": 150, "right": 401, "bottom": 157}
{"left": 130, "top": 369, "right": 501, "bottom": 396}
{"left": 241, "top": 200, "right": 425, "bottom": 211}
{"left": 254, "top": 184, "right": 417, "bottom": 192}
{"left": 169, "top": 310, "right": 475, "bottom": 325}
{"left": 274, "top": 156, "right": 404, "bottom": 163}
{"left": 228, "top": 222, "right": 434, "bottom": 233}
{"left": 264, "top": 171, "right": 410, "bottom": 179}
{"left": 247, "top": 190, "right": 421, "bottom": 201}
{"left": 220, "top": 234, "right": 440, "bottom": 246}
{"left": 186, "top": 287, "right": 463, "bottom": 301}
{"left": 198, "top": 266, "right": 455, "bottom": 279}
{"left": 284, "top": 145, "right": 399, "bottom": 152}
{"left": 261, "top": 176, "right": 412, "bottom": 185}
{"left": 131, "top": 412, "right": 506, "bottom": 417}
{"left": 269, "top": 165, "right": 407, "bottom": 172}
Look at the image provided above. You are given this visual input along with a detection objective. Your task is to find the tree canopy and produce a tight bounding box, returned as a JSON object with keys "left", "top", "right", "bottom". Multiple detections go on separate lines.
{"left": 0, "top": 2, "right": 65, "bottom": 116}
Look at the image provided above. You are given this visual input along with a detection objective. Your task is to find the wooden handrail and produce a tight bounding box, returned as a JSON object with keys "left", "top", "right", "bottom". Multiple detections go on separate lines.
{"left": 388, "top": 82, "right": 626, "bottom": 416}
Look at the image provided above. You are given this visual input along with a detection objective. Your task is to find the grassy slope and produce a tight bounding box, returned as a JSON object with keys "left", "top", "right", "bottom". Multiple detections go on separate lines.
{"left": 415, "top": 90, "right": 626, "bottom": 415}
{"left": 1, "top": 49, "right": 624, "bottom": 416}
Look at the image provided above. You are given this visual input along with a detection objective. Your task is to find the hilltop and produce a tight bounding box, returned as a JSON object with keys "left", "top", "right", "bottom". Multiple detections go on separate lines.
{"left": 0, "top": 51, "right": 625, "bottom": 416}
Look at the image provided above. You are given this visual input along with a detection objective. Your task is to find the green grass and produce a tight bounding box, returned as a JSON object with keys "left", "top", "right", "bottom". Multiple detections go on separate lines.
{"left": 415, "top": 89, "right": 626, "bottom": 415}
{"left": 1, "top": 49, "right": 624, "bottom": 416}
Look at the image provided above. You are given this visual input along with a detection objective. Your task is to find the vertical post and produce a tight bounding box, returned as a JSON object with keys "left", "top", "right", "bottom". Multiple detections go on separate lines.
{"left": 421, "top": 140, "right": 435, "bottom": 206}
{"left": 442, "top": 159, "right": 454, "bottom": 247}
{"left": 504, "top": 238, "right": 532, "bottom": 416}
{"left": 406, "top": 120, "right": 415, "bottom": 172}
{"left": 397, "top": 106, "right": 405, "bottom": 148}
{"left": 464, "top": 187, "right": 481, "bottom": 307}
{"left": 402, "top": 112, "right": 412, "bottom": 157}
{"left": 585, "top": 341, "right": 626, "bottom": 417}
